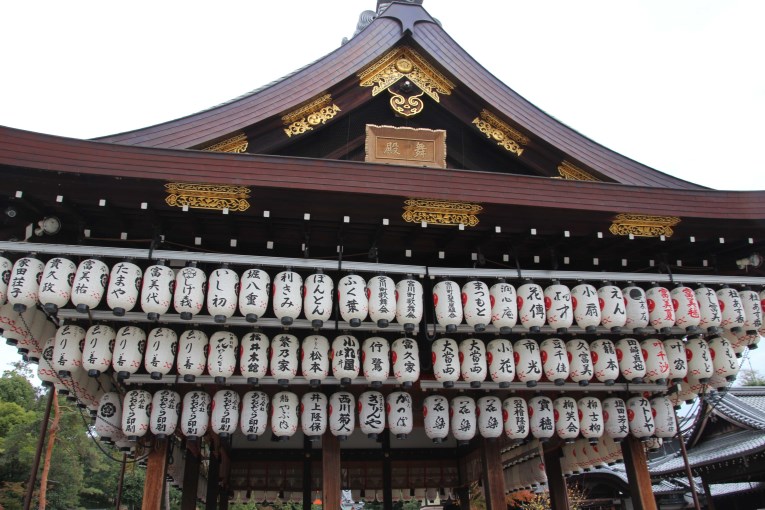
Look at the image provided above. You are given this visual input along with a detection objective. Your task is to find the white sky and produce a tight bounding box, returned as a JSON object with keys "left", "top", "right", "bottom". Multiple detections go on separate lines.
{"left": 2, "top": 1, "right": 765, "bottom": 373}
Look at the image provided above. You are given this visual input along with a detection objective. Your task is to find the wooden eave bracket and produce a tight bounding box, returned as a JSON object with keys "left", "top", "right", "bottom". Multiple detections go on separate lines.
{"left": 378, "top": 2, "right": 439, "bottom": 35}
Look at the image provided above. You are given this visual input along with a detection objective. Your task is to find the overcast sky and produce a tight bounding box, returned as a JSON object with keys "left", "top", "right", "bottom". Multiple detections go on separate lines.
{"left": 1, "top": 0, "right": 764, "bottom": 190}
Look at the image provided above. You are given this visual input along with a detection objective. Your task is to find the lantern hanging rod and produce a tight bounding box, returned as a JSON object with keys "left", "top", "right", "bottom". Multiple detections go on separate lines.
{"left": 2, "top": 241, "right": 765, "bottom": 285}
{"left": 418, "top": 380, "right": 668, "bottom": 393}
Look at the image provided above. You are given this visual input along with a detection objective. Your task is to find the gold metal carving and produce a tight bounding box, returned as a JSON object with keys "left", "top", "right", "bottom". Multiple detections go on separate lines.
{"left": 358, "top": 46, "right": 454, "bottom": 117}
{"left": 201, "top": 133, "right": 248, "bottom": 153}
{"left": 165, "top": 182, "right": 251, "bottom": 212}
{"left": 557, "top": 160, "right": 600, "bottom": 181}
{"left": 472, "top": 109, "right": 529, "bottom": 156}
{"left": 402, "top": 199, "right": 482, "bottom": 227}
{"left": 282, "top": 94, "right": 341, "bottom": 137}
{"left": 609, "top": 213, "right": 681, "bottom": 238}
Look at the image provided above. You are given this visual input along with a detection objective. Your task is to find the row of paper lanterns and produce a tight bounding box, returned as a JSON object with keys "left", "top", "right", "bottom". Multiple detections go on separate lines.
{"left": 2, "top": 256, "right": 764, "bottom": 334}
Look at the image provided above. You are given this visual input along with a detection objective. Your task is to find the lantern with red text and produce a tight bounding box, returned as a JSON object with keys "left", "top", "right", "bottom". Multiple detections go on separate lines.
{"left": 640, "top": 338, "right": 669, "bottom": 384}
{"left": 368, "top": 275, "right": 396, "bottom": 328}
{"left": 650, "top": 396, "right": 676, "bottom": 439}
{"left": 39, "top": 257, "right": 76, "bottom": 314}
{"left": 528, "top": 396, "right": 554, "bottom": 441}
{"left": 462, "top": 280, "right": 491, "bottom": 332}
{"left": 615, "top": 338, "right": 646, "bottom": 383}
{"left": 337, "top": 274, "right": 367, "bottom": 327}
{"left": 358, "top": 391, "right": 385, "bottom": 439}
{"left": 301, "top": 391, "right": 327, "bottom": 441}
{"left": 0, "top": 256, "right": 11, "bottom": 305}
{"left": 477, "top": 396, "right": 503, "bottom": 439}
{"left": 598, "top": 284, "right": 626, "bottom": 332}
{"left": 502, "top": 396, "right": 529, "bottom": 441}
{"left": 553, "top": 397, "right": 579, "bottom": 443}
{"left": 490, "top": 279, "right": 517, "bottom": 333}
{"left": 71, "top": 259, "right": 109, "bottom": 313}
{"left": 432, "top": 337, "right": 459, "bottom": 388}
{"left": 717, "top": 286, "right": 745, "bottom": 332}
{"left": 181, "top": 390, "right": 210, "bottom": 440}
{"left": 391, "top": 337, "right": 420, "bottom": 388}
{"left": 301, "top": 334, "right": 329, "bottom": 387}
{"left": 144, "top": 327, "right": 177, "bottom": 380}
{"left": 303, "top": 272, "right": 333, "bottom": 327}
{"left": 207, "top": 331, "right": 238, "bottom": 384}
{"left": 332, "top": 335, "right": 360, "bottom": 386}
{"left": 571, "top": 283, "right": 601, "bottom": 333}
{"left": 240, "top": 391, "right": 268, "bottom": 441}
{"left": 174, "top": 265, "right": 206, "bottom": 320}
{"left": 623, "top": 285, "right": 650, "bottom": 332}
{"left": 140, "top": 263, "right": 175, "bottom": 321}
{"left": 487, "top": 338, "right": 514, "bottom": 387}
{"left": 150, "top": 389, "right": 181, "bottom": 439}
{"left": 544, "top": 281, "right": 573, "bottom": 333}
{"left": 646, "top": 286, "right": 675, "bottom": 333}
{"left": 7, "top": 257, "right": 44, "bottom": 312}
{"left": 106, "top": 261, "right": 142, "bottom": 316}
{"left": 111, "top": 326, "right": 145, "bottom": 381}
{"left": 82, "top": 324, "right": 115, "bottom": 377}
{"left": 27, "top": 315, "right": 54, "bottom": 363}
{"left": 177, "top": 330, "right": 208, "bottom": 382}
{"left": 517, "top": 281, "right": 545, "bottom": 333}
{"left": 329, "top": 391, "right": 355, "bottom": 440}
{"left": 395, "top": 277, "right": 423, "bottom": 333}
{"left": 450, "top": 396, "right": 476, "bottom": 445}
{"left": 433, "top": 280, "right": 462, "bottom": 333}
{"left": 626, "top": 397, "right": 655, "bottom": 439}
{"left": 212, "top": 389, "right": 240, "bottom": 438}
{"left": 270, "top": 333, "right": 299, "bottom": 386}
{"left": 387, "top": 391, "right": 413, "bottom": 439}
{"left": 95, "top": 392, "right": 122, "bottom": 442}
{"left": 513, "top": 338, "right": 542, "bottom": 387}
{"left": 121, "top": 389, "right": 151, "bottom": 441}
{"left": 686, "top": 336, "right": 713, "bottom": 383}
{"left": 708, "top": 335, "right": 739, "bottom": 382}
{"left": 238, "top": 268, "right": 270, "bottom": 323}
{"left": 53, "top": 324, "right": 85, "bottom": 377}
{"left": 207, "top": 267, "right": 239, "bottom": 324}
{"left": 671, "top": 285, "right": 701, "bottom": 333}
{"left": 566, "top": 339, "right": 593, "bottom": 385}
{"left": 663, "top": 338, "right": 688, "bottom": 383}
{"left": 578, "top": 397, "right": 604, "bottom": 444}
{"left": 459, "top": 338, "right": 487, "bottom": 387}
{"left": 361, "top": 337, "right": 390, "bottom": 387}
{"left": 0, "top": 304, "right": 36, "bottom": 349}
{"left": 541, "top": 338, "right": 569, "bottom": 385}
{"left": 602, "top": 397, "right": 629, "bottom": 441}
{"left": 423, "top": 395, "right": 449, "bottom": 443}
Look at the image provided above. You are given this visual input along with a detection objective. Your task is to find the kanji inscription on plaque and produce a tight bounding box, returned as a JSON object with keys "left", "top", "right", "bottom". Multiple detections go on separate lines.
{"left": 365, "top": 125, "right": 446, "bottom": 169}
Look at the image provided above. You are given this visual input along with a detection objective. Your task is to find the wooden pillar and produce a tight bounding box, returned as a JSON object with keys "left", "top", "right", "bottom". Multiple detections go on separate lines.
{"left": 621, "top": 436, "right": 657, "bottom": 510}
{"left": 206, "top": 452, "right": 220, "bottom": 510}
{"left": 218, "top": 489, "right": 229, "bottom": 510}
{"left": 181, "top": 449, "right": 201, "bottom": 510}
{"left": 382, "top": 431, "right": 393, "bottom": 510}
{"left": 701, "top": 475, "right": 716, "bottom": 510}
{"left": 455, "top": 486, "right": 471, "bottom": 510}
{"left": 142, "top": 439, "right": 169, "bottom": 510}
{"left": 543, "top": 447, "right": 570, "bottom": 510}
{"left": 303, "top": 436, "right": 313, "bottom": 510}
{"left": 480, "top": 438, "right": 507, "bottom": 510}
{"left": 322, "top": 433, "right": 341, "bottom": 510}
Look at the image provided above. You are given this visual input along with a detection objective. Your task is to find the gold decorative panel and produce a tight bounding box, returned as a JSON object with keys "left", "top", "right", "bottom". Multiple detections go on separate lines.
{"left": 402, "top": 199, "right": 482, "bottom": 227}
{"left": 557, "top": 160, "right": 600, "bottom": 181}
{"left": 165, "top": 182, "right": 251, "bottom": 212}
{"left": 365, "top": 125, "right": 446, "bottom": 169}
{"left": 201, "top": 133, "right": 248, "bottom": 153}
{"left": 358, "top": 46, "right": 454, "bottom": 117}
{"left": 472, "top": 109, "right": 529, "bottom": 156}
{"left": 609, "top": 213, "right": 681, "bottom": 238}
{"left": 282, "top": 94, "right": 341, "bottom": 137}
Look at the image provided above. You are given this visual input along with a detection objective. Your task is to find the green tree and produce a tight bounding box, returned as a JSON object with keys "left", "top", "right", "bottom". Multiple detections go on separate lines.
{"left": 739, "top": 368, "right": 765, "bottom": 386}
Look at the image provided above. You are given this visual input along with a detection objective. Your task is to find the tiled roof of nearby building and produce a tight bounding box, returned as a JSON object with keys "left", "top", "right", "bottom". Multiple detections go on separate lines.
{"left": 651, "top": 429, "right": 765, "bottom": 475}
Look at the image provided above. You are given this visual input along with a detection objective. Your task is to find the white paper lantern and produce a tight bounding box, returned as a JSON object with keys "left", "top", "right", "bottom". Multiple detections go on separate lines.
{"left": 645, "top": 286, "right": 675, "bottom": 333}
{"left": 740, "top": 289, "right": 763, "bottom": 334}
{"left": 270, "top": 333, "right": 299, "bottom": 386}
{"left": 140, "top": 264, "right": 175, "bottom": 321}
{"left": 685, "top": 336, "right": 713, "bottom": 383}
{"left": 332, "top": 335, "right": 360, "bottom": 385}
{"left": 486, "top": 338, "right": 515, "bottom": 387}
{"left": 708, "top": 335, "right": 739, "bottom": 381}
{"left": 176, "top": 330, "right": 208, "bottom": 382}
{"left": 626, "top": 397, "right": 655, "bottom": 439}
{"left": 207, "top": 267, "right": 239, "bottom": 324}
{"left": 362, "top": 337, "right": 390, "bottom": 387}
{"left": 238, "top": 332, "right": 268, "bottom": 385}
{"left": 450, "top": 396, "right": 476, "bottom": 444}
{"left": 694, "top": 286, "right": 722, "bottom": 333}
{"left": 602, "top": 397, "right": 629, "bottom": 440}
{"left": 663, "top": 338, "right": 688, "bottom": 383}
{"left": 53, "top": 324, "right": 85, "bottom": 377}
{"left": 571, "top": 283, "right": 601, "bottom": 332}
{"left": 528, "top": 396, "right": 554, "bottom": 441}
{"left": 301, "top": 391, "right": 327, "bottom": 440}
{"left": 650, "top": 396, "right": 676, "bottom": 439}
{"left": 640, "top": 338, "right": 669, "bottom": 384}
{"left": 513, "top": 338, "right": 542, "bottom": 387}
{"left": 7, "top": 257, "right": 44, "bottom": 312}
{"left": 38, "top": 257, "right": 76, "bottom": 313}
{"left": 71, "top": 259, "right": 108, "bottom": 313}
{"left": 27, "top": 314, "right": 54, "bottom": 363}
{"left": 240, "top": 391, "right": 269, "bottom": 441}
{"left": 121, "top": 389, "right": 151, "bottom": 441}
{"left": 95, "top": 392, "right": 122, "bottom": 442}
{"left": 717, "top": 286, "right": 746, "bottom": 332}
{"left": 577, "top": 397, "right": 604, "bottom": 443}
{"left": 502, "top": 396, "right": 529, "bottom": 440}
{"left": 554, "top": 397, "right": 579, "bottom": 442}
{"left": 566, "top": 339, "right": 593, "bottom": 385}
{"left": 671, "top": 286, "right": 701, "bottom": 332}
{"left": 541, "top": 338, "right": 569, "bottom": 385}
{"left": 106, "top": 261, "right": 142, "bottom": 316}
{"left": 423, "top": 395, "right": 449, "bottom": 443}
{"left": 462, "top": 280, "right": 491, "bottom": 332}
{"left": 395, "top": 278, "right": 423, "bottom": 333}
{"left": 597, "top": 284, "right": 626, "bottom": 332}
{"left": 357, "top": 391, "right": 385, "bottom": 438}
{"left": 622, "top": 285, "right": 649, "bottom": 331}
{"left": 329, "top": 391, "right": 355, "bottom": 440}
{"left": 181, "top": 390, "right": 210, "bottom": 440}
{"left": 386, "top": 391, "right": 413, "bottom": 439}
{"left": 544, "top": 282, "right": 573, "bottom": 332}
{"left": 37, "top": 337, "right": 58, "bottom": 387}
{"left": 391, "top": 337, "right": 420, "bottom": 388}
{"left": 238, "top": 268, "right": 270, "bottom": 323}
{"left": 615, "top": 338, "right": 646, "bottom": 383}
{"left": 6, "top": 305, "right": 41, "bottom": 353}
{"left": 367, "top": 275, "right": 396, "bottom": 328}
{"left": 207, "top": 331, "right": 238, "bottom": 384}
{"left": 303, "top": 272, "right": 333, "bottom": 327}
{"left": 488, "top": 280, "right": 517, "bottom": 334}
{"left": 0, "top": 256, "right": 12, "bottom": 305}
{"left": 174, "top": 266, "right": 206, "bottom": 320}
{"left": 761, "top": 289, "right": 765, "bottom": 336}
{"left": 676, "top": 376, "right": 699, "bottom": 405}
{"left": 433, "top": 280, "right": 462, "bottom": 332}
{"left": 459, "top": 338, "right": 487, "bottom": 387}
{"left": 301, "top": 334, "right": 330, "bottom": 386}
{"left": 517, "top": 281, "right": 545, "bottom": 332}
{"left": 337, "top": 274, "right": 367, "bottom": 327}
{"left": 82, "top": 324, "right": 115, "bottom": 377}
{"left": 212, "top": 389, "right": 240, "bottom": 437}
{"left": 432, "top": 337, "right": 459, "bottom": 388}
{"left": 477, "top": 396, "right": 503, "bottom": 439}
{"left": 150, "top": 389, "right": 181, "bottom": 439}
{"left": 143, "top": 327, "right": 177, "bottom": 380}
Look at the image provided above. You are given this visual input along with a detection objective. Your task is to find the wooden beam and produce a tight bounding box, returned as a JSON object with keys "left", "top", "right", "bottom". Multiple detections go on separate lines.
{"left": 543, "top": 447, "right": 570, "bottom": 510}
{"left": 304, "top": 436, "right": 313, "bottom": 510}
{"left": 181, "top": 448, "right": 201, "bottom": 510}
{"left": 455, "top": 486, "right": 470, "bottom": 510}
{"left": 701, "top": 474, "right": 716, "bottom": 510}
{"left": 480, "top": 438, "right": 506, "bottom": 510}
{"left": 322, "top": 434, "right": 342, "bottom": 510}
{"left": 382, "top": 431, "right": 393, "bottom": 510}
{"left": 206, "top": 451, "right": 220, "bottom": 510}
{"left": 621, "top": 436, "right": 657, "bottom": 510}
{"left": 142, "top": 439, "right": 169, "bottom": 510}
